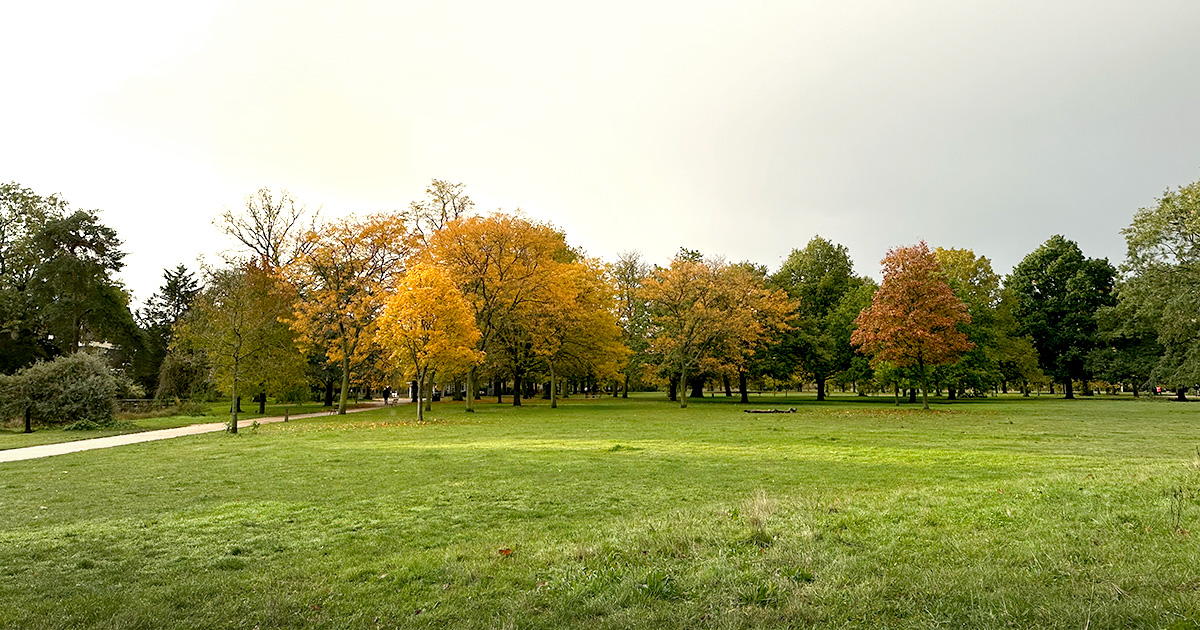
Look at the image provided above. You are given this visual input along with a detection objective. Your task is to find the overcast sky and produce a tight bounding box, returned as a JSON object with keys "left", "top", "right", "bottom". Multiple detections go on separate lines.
{"left": 4, "top": 1, "right": 1200, "bottom": 304}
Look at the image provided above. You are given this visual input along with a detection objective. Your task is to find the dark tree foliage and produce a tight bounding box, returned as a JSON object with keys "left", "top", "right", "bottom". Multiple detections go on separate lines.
{"left": 134, "top": 265, "right": 201, "bottom": 393}
{"left": 0, "top": 183, "right": 137, "bottom": 373}
{"left": 1007, "top": 235, "right": 1116, "bottom": 399}
{"left": 1118, "top": 177, "right": 1200, "bottom": 397}
{"left": 768, "top": 237, "right": 872, "bottom": 401}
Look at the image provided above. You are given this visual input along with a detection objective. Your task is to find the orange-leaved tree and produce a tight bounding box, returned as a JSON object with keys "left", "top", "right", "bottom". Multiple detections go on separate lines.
{"left": 287, "top": 213, "right": 409, "bottom": 414}
{"left": 425, "top": 212, "right": 571, "bottom": 410}
{"left": 641, "top": 254, "right": 781, "bottom": 408}
{"left": 851, "top": 241, "right": 972, "bottom": 409}
{"left": 378, "top": 262, "right": 483, "bottom": 422}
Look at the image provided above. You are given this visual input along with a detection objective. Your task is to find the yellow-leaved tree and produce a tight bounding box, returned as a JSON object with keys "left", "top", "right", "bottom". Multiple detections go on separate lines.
{"left": 378, "top": 262, "right": 483, "bottom": 421}
{"left": 286, "top": 213, "right": 409, "bottom": 414}
{"left": 425, "top": 212, "right": 572, "bottom": 410}
{"left": 531, "top": 257, "right": 628, "bottom": 408}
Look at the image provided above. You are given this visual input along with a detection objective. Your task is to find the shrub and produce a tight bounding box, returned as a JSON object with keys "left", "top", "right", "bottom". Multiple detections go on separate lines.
{"left": 156, "top": 350, "right": 214, "bottom": 400}
{"left": 0, "top": 373, "right": 25, "bottom": 425}
{"left": 113, "top": 371, "right": 147, "bottom": 399}
{"left": 20, "top": 353, "right": 118, "bottom": 427}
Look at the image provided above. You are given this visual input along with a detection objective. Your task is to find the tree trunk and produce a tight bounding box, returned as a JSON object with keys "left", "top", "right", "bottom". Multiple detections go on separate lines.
{"left": 1001, "top": 381, "right": 1008, "bottom": 394}
{"left": 738, "top": 370, "right": 749, "bottom": 404}
{"left": 323, "top": 378, "right": 334, "bottom": 407}
{"left": 623, "top": 373, "right": 629, "bottom": 399}
{"left": 1176, "top": 386, "right": 1188, "bottom": 402}
{"left": 947, "top": 384, "right": 956, "bottom": 401}
{"left": 416, "top": 369, "right": 425, "bottom": 423}
{"left": 229, "top": 371, "right": 239, "bottom": 434}
{"left": 908, "top": 388, "right": 917, "bottom": 404}
{"left": 919, "top": 363, "right": 929, "bottom": 410}
{"left": 679, "top": 365, "right": 689, "bottom": 408}
{"left": 258, "top": 393, "right": 266, "bottom": 414}
{"left": 338, "top": 355, "right": 350, "bottom": 414}
{"left": 816, "top": 378, "right": 826, "bottom": 402}
{"left": 1063, "top": 379, "right": 1074, "bottom": 400}
{"left": 496, "top": 379, "right": 503, "bottom": 404}
{"left": 723, "top": 375, "right": 732, "bottom": 397}
{"left": 550, "top": 363, "right": 558, "bottom": 409}
{"left": 24, "top": 406, "right": 32, "bottom": 433}
{"left": 513, "top": 373, "right": 522, "bottom": 406}
{"left": 668, "top": 375, "right": 678, "bottom": 401}
{"left": 689, "top": 376, "right": 704, "bottom": 400}
{"left": 894, "top": 383, "right": 899, "bottom": 406}
{"left": 424, "top": 372, "right": 435, "bottom": 412}
{"left": 1132, "top": 383, "right": 1139, "bottom": 397}
{"left": 466, "top": 367, "right": 476, "bottom": 412}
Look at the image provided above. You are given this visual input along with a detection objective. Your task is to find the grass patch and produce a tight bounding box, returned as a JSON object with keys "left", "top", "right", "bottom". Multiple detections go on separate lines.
{"left": 0, "top": 393, "right": 1199, "bottom": 628}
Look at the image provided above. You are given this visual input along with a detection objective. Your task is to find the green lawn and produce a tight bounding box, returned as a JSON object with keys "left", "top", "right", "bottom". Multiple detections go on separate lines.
{"left": 1, "top": 393, "right": 1198, "bottom": 629}
{"left": 0, "top": 401, "right": 357, "bottom": 450}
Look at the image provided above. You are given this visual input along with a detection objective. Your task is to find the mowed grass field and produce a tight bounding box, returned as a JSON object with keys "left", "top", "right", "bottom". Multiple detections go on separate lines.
{"left": 0, "top": 401, "right": 354, "bottom": 450}
{"left": 1, "top": 393, "right": 1198, "bottom": 629}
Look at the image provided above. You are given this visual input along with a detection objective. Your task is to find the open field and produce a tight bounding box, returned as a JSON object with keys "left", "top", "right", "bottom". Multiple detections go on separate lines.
{"left": 1, "top": 394, "right": 1198, "bottom": 629}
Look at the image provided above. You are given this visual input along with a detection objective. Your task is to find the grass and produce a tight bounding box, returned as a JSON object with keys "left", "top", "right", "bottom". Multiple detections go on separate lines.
{"left": 0, "top": 401, "right": 356, "bottom": 450}
{"left": 1, "top": 392, "right": 1198, "bottom": 628}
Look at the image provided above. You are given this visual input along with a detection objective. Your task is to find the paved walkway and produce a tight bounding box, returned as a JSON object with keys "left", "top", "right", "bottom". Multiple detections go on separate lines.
{"left": 0, "top": 402, "right": 391, "bottom": 463}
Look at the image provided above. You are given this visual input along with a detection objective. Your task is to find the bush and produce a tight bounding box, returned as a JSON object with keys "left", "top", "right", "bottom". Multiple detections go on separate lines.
{"left": 156, "top": 351, "right": 214, "bottom": 401}
{"left": 0, "top": 373, "right": 25, "bottom": 425}
{"left": 19, "top": 353, "right": 118, "bottom": 428}
{"left": 113, "top": 371, "right": 147, "bottom": 399}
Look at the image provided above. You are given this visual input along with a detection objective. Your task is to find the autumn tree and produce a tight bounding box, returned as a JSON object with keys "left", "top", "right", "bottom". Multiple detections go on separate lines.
{"left": 425, "top": 213, "right": 571, "bottom": 410}
{"left": 642, "top": 253, "right": 786, "bottom": 408}
{"left": 720, "top": 262, "right": 793, "bottom": 403}
{"left": 378, "top": 262, "right": 482, "bottom": 421}
{"left": 287, "top": 213, "right": 409, "bottom": 414}
{"left": 216, "top": 187, "right": 317, "bottom": 268}
{"left": 852, "top": 242, "right": 973, "bottom": 410}
{"left": 532, "top": 257, "right": 628, "bottom": 408}
{"left": 175, "top": 261, "right": 304, "bottom": 432}
{"left": 1007, "top": 235, "right": 1116, "bottom": 399}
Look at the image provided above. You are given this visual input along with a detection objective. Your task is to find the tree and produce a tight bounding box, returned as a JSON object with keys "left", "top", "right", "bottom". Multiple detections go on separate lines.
{"left": 216, "top": 187, "right": 316, "bottom": 268}
{"left": 1007, "top": 235, "right": 1116, "bottom": 399}
{"left": 769, "top": 237, "right": 871, "bottom": 401}
{"left": 1117, "top": 177, "right": 1200, "bottom": 398}
{"left": 378, "top": 262, "right": 482, "bottom": 422}
{"left": 175, "top": 262, "right": 304, "bottom": 432}
{"left": 0, "top": 183, "right": 138, "bottom": 372}
{"left": 134, "top": 264, "right": 201, "bottom": 394}
{"left": 404, "top": 179, "right": 475, "bottom": 247}
{"left": 852, "top": 242, "right": 973, "bottom": 409}
{"left": 720, "top": 262, "right": 793, "bottom": 403}
{"left": 532, "top": 257, "right": 628, "bottom": 408}
{"left": 287, "top": 213, "right": 409, "bottom": 414}
{"left": 611, "top": 250, "right": 652, "bottom": 397}
{"left": 425, "top": 213, "right": 571, "bottom": 410}
{"left": 641, "top": 253, "right": 785, "bottom": 408}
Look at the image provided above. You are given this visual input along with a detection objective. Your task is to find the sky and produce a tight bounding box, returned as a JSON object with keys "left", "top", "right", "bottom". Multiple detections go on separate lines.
{"left": 4, "top": 1, "right": 1200, "bottom": 305}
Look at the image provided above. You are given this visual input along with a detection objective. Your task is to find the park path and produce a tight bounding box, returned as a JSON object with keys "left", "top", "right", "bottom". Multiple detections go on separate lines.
{"left": 0, "top": 402, "right": 391, "bottom": 463}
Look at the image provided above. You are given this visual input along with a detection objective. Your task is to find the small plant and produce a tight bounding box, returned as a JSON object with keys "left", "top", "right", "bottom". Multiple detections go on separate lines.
{"left": 739, "top": 581, "right": 780, "bottom": 606}
{"left": 743, "top": 490, "right": 777, "bottom": 547}
{"left": 782, "top": 567, "right": 815, "bottom": 583}
{"left": 637, "top": 569, "right": 682, "bottom": 600}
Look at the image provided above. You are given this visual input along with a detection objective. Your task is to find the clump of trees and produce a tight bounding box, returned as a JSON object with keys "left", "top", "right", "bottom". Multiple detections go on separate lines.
{"left": 7, "top": 171, "right": 1198, "bottom": 431}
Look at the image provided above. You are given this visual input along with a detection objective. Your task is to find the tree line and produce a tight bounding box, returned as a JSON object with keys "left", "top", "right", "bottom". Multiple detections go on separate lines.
{"left": 2, "top": 176, "right": 1198, "bottom": 430}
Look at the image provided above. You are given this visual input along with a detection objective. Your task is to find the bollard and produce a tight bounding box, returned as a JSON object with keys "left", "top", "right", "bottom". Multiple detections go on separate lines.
{"left": 284, "top": 408, "right": 289, "bottom": 422}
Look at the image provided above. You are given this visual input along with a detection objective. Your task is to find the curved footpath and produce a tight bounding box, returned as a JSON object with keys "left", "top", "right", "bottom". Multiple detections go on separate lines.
{"left": 0, "top": 402, "right": 389, "bottom": 463}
